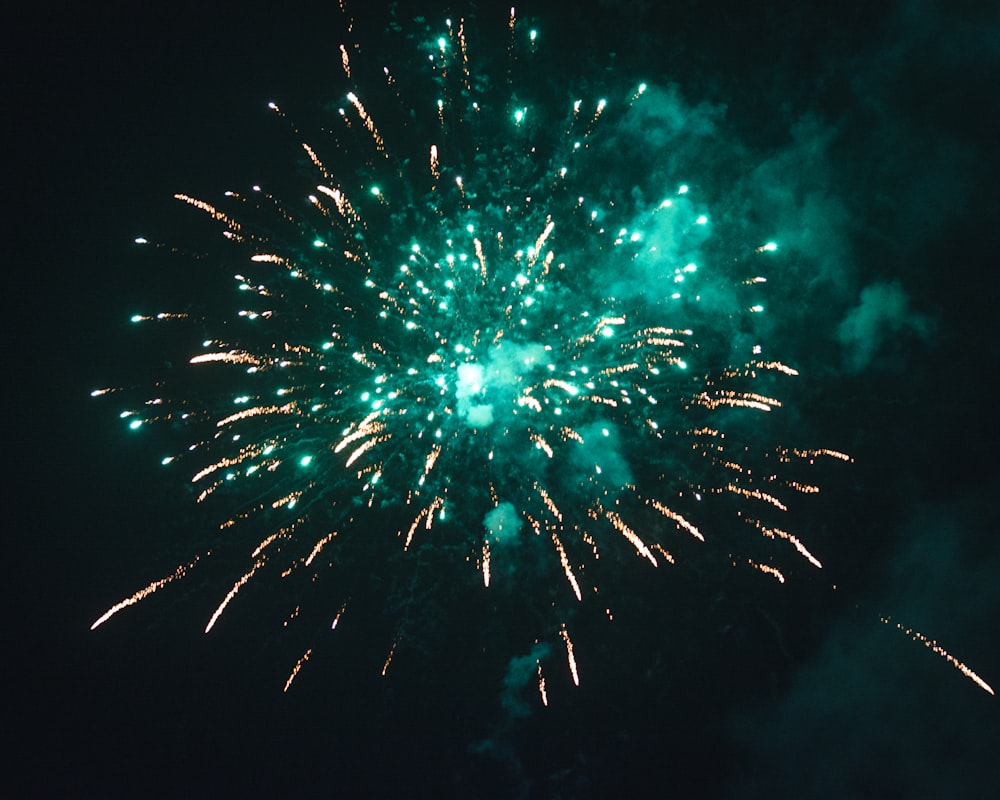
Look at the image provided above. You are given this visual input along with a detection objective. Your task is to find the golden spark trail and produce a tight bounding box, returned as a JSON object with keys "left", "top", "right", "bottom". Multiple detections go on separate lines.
{"left": 205, "top": 560, "right": 265, "bottom": 633}
{"left": 283, "top": 648, "right": 312, "bottom": 692}
{"left": 605, "top": 511, "right": 658, "bottom": 566}
{"left": 91, "top": 557, "right": 202, "bottom": 630}
{"left": 882, "top": 617, "right": 994, "bottom": 695}
{"left": 560, "top": 624, "right": 580, "bottom": 686}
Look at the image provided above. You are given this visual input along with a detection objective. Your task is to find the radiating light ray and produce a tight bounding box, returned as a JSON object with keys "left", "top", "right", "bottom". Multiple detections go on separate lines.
{"left": 205, "top": 560, "right": 265, "bottom": 633}
{"left": 882, "top": 617, "right": 994, "bottom": 696}
{"left": 536, "top": 660, "right": 548, "bottom": 706}
{"left": 560, "top": 623, "right": 580, "bottom": 686}
{"left": 90, "top": 557, "right": 203, "bottom": 630}
{"left": 284, "top": 648, "right": 312, "bottom": 692}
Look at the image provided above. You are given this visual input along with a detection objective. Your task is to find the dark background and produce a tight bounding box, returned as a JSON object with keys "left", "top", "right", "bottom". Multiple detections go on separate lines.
{"left": 9, "top": 1, "right": 1000, "bottom": 797}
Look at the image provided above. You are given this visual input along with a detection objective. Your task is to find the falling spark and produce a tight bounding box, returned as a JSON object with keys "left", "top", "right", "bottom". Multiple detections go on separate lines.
{"left": 882, "top": 617, "right": 994, "bottom": 696}
{"left": 91, "top": 557, "right": 202, "bottom": 630}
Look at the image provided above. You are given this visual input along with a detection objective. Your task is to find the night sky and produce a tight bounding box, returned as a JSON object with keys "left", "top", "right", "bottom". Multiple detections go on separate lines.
{"left": 10, "top": 1, "right": 1000, "bottom": 797}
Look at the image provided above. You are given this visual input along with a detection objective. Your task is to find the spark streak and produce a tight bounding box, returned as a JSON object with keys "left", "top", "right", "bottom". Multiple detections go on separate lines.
{"left": 882, "top": 617, "right": 994, "bottom": 696}
{"left": 90, "top": 558, "right": 201, "bottom": 630}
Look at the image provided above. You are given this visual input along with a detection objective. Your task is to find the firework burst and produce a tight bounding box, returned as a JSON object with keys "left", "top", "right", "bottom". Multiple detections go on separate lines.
{"left": 91, "top": 5, "right": 989, "bottom": 701}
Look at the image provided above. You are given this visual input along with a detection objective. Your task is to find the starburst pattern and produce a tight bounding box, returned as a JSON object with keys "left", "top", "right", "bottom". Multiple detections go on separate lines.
{"left": 91, "top": 5, "right": 885, "bottom": 700}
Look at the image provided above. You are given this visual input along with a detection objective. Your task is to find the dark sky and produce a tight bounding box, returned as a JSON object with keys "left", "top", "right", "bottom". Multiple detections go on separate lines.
{"left": 10, "top": 1, "right": 1000, "bottom": 798}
